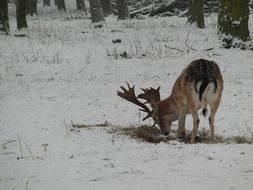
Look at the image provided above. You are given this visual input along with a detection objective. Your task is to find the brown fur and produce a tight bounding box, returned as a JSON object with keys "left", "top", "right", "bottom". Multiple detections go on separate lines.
{"left": 118, "top": 59, "right": 223, "bottom": 143}
{"left": 152, "top": 59, "right": 223, "bottom": 143}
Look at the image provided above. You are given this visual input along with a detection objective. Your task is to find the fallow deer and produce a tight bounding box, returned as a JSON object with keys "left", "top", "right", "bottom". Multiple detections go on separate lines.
{"left": 117, "top": 59, "right": 223, "bottom": 143}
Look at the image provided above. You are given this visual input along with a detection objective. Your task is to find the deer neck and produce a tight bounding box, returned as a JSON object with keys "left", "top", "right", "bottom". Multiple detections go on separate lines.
{"left": 157, "top": 95, "right": 179, "bottom": 121}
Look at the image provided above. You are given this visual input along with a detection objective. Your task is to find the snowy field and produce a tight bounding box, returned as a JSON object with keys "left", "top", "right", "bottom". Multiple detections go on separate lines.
{"left": 1, "top": 2, "right": 253, "bottom": 190}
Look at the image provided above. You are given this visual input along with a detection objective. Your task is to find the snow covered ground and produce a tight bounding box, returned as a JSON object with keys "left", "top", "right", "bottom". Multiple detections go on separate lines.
{"left": 1, "top": 2, "right": 253, "bottom": 190}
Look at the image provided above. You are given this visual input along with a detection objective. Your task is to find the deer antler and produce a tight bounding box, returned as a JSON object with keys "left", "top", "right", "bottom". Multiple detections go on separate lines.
{"left": 138, "top": 87, "right": 161, "bottom": 103}
{"left": 117, "top": 83, "right": 153, "bottom": 121}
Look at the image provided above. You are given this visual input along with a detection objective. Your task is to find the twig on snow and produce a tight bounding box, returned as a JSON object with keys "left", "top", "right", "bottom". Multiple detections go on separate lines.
{"left": 64, "top": 118, "right": 69, "bottom": 135}
{"left": 213, "top": 53, "right": 222, "bottom": 56}
{"left": 111, "top": 29, "right": 123, "bottom": 33}
{"left": 17, "top": 134, "right": 34, "bottom": 159}
{"left": 235, "top": 122, "right": 241, "bottom": 136}
{"left": 184, "top": 32, "right": 197, "bottom": 53}
{"left": 42, "top": 144, "right": 48, "bottom": 152}
{"left": 20, "top": 136, "right": 34, "bottom": 159}
{"left": 17, "top": 135, "right": 23, "bottom": 159}
{"left": 26, "top": 181, "right": 29, "bottom": 190}
{"left": 244, "top": 121, "right": 253, "bottom": 138}
{"left": 185, "top": 32, "right": 190, "bottom": 54}
{"left": 2, "top": 140, "right": 16, "bottom": 149}
{"left": 164, "top": 45, "right": 184, "bottom": 53}
{"left": 203, "top": 47, "right": 215, "bottom": 51}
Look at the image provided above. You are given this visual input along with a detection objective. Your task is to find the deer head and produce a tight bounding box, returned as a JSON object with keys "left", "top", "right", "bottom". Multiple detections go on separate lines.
{"left": 117, "top": 83, "right": 172, "bottom": 135}
{"left": 138, "top": 86, "right": 174, "bottom": 135}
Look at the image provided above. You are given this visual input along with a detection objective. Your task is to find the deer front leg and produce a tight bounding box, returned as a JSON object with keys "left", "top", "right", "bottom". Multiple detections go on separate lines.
{"left": 190, "top": 111, "right": 199, "bottom": 143}
{"left": 177, "top": 114, "right": 186, "bottom": 139}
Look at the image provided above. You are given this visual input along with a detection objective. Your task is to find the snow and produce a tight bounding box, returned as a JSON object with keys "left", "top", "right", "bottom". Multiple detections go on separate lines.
{"left": 1, "top": 2, "right": 253, "bottom": 190}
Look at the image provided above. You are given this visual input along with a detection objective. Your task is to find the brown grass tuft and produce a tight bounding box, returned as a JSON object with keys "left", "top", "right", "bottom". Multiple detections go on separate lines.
{"left": 75, "top": 122, "right": 253, "bottom": 144}
{"left": 111, "top": 125, "right": 253, "bottom": 144}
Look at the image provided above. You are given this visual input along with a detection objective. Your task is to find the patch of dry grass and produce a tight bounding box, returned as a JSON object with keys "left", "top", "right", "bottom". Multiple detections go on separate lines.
{"left": 113, "top": 125, "right": 175, "bottom": 143}
{"left": 111, "top": 125, "right": 253, "bottom": 144}
{"left": 225, "top": 136, "right": 253, "bottom": 144}
{"left": 74, "top": 122, "right": 253, "bottom": 144}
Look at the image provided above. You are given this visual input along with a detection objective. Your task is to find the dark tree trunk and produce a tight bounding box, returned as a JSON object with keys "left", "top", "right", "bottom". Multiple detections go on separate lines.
{"left": 55, "top": 0, "right": 66, "bottom": 11}
{"left": 0, "top": 0, "right": 9, "bottom": 33}
{"left": 16, "top": 0, "right": 28, "bottom": 29}
{"left": 218, "top": 0, "right": 250, "bottom": 47}
{"left": 188, "top": 0, "right": 205, "bottom": 28}
{"left": 43, "top": 0, "right": 50, "bottom": 6}
{"left": 76, "top": 0, "right": 86, "bottom": 11}
{"left": 26, "top": 0, "right": 37, "bottom": 16}
{"left": 88, "top": 0, "right": 104, "bottom": 23}
{"left": 117, "top": 0, "right": 128, "bottom": 19}
{"left": 101, "top": 0, "right": 111, "bottom": 16}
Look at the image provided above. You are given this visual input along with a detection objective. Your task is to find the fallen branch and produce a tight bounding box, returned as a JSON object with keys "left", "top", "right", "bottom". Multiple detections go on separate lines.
{"left": 213, "top": 53, "right": 222, "bottom": 56}
{"left": 164, "top": 45, "right": 184, "bottom": 53}
{"left": 203, "top": 47, "right": 215, "bottom": 51}
{"left": 111, "top": 29, "right": 123, "bottom": 33}
{"left": 2, "top": 140, "right": 16, "bottom": 149}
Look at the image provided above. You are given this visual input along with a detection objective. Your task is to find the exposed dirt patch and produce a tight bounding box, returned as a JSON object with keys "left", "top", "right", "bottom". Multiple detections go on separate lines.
{"left": 72, "top": 122, "right": 253, "bottom": 144}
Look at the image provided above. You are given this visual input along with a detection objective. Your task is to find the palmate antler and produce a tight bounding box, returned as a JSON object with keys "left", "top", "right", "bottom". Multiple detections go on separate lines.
{"left": 117, "top": 83, "right": 152, "bottom": 121}
{"left": 138, "top": 87, "right": 161, "bottom": 103}
{"left": 117, "top": 83, "right": 161, "bottom": 125}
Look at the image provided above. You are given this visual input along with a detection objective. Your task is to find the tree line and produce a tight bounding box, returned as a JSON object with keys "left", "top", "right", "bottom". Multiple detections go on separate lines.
{"left": 0, "top": 0, "right": 252, "bottom": 49}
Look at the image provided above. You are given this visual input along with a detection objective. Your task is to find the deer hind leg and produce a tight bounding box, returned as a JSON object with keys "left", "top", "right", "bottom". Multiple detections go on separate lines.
{"left": 208, "top": 90, "right": 222, "bottom": 141}
{"left": 187, "top": 90, "right": 200, "bottom": 143}
{"left": 209, "top": 101, "right": 220, "bottom": 141}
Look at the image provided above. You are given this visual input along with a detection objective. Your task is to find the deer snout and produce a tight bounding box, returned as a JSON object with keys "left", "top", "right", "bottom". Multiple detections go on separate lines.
{"left": 162, "top": 131, "right": 169, "bottom": 136}
{"left": 159, "top": 125, "right": 171, "bottom": 136}
{"left": 158, "top": 120, "right": 172, "bottom": 136}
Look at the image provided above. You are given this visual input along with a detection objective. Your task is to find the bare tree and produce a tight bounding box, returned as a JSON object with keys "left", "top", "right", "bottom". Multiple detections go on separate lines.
{"left": 0, "top": 0, "right": 9, "bottom": 33}
{"left": 76, "top": 0, "right": 86, "bottom": 11}
{"left": 117, "top": 0, "right": 128, "bottom": 19}
{"left": 43, "top": 0, "right": 50, "bottom": 6}
{"left": 188, "top": 0, "right": 205, "bottom": 28}
{"left": 26, "top": 0, "right": 37, "bottom": 16}
{"left": 55, "top": 0, "right": 66, "bottom": 11}
{"left": 16, "top": 0, "right": 28, "bottom": 29}
{"left": 89, "top": 0, "right": 105, "bottom": 23}
{"left": 101, "top": 0, "right": 111, "bottom": 16}
{"left": 218, "top": 0, "right": 250, "bottom": 48}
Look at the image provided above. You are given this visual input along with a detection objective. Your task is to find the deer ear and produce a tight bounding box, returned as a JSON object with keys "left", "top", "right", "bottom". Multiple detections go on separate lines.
{"left": 150, "top": 100, "right": 158, "bottom": 113}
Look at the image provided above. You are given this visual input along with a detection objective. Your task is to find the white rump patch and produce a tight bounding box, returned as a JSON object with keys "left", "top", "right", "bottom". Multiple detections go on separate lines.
{"left": 203, "top": 83, "right": 218, "bottom": 105}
